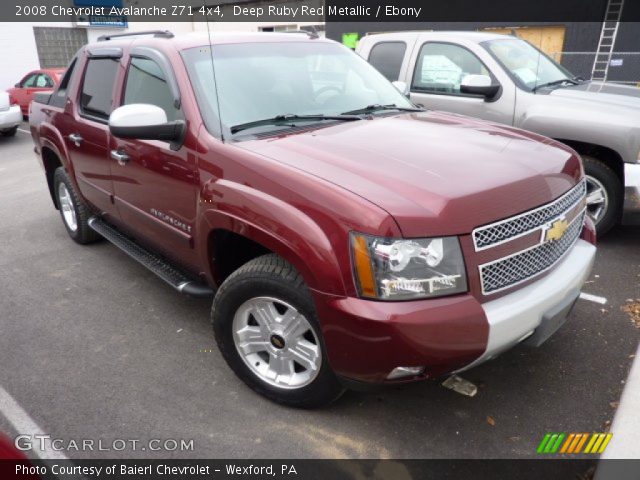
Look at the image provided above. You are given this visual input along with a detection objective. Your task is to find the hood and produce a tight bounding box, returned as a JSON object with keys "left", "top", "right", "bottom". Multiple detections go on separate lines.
{"left": 549, "top": 81, "right": 640, "bottom": 110}
{"left": 237, "top": 112, "right": 581, "bottom": 237}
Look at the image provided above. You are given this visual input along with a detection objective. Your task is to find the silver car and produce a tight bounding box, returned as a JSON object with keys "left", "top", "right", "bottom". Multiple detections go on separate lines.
{"left": 358, "top": 31, "right": 640, "bottom": 235}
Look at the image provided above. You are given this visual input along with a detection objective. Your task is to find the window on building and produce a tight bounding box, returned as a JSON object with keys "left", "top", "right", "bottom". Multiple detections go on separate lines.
{"left": 33, "top": 27, "right": 88, "bottom": 68}
{"left": 368, "top": 42, "right": 406, "bottom": 81}
{"left": 123, "top": 57, "right": 179, "bottom": 121}
{"left": 80, "top": 58, "right": 119, "bottom": 120}
{"left": 412, "top": 42, "right": 491, "bottom": 94}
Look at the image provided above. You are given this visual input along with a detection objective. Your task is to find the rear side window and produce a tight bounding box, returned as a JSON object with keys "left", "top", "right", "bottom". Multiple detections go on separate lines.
{"left": 80, "top": 58, "right": 119, "bottom": 120}
{"left": 368, "top": 42, "right": 406, "bottom": 81}
{"left": 50, "top": 59, "right": 76, "bottom": 108}
{"left": 123, "top": 57, "right": 178, "bottom": 121}
{"left": 22, "top": 74, "right": 39, "bottom": 88}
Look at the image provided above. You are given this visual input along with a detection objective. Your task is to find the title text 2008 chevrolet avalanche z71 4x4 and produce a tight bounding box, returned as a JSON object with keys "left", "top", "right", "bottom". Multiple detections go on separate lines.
{"left": 30, "top": 31, "right": 596, "bottom": 407}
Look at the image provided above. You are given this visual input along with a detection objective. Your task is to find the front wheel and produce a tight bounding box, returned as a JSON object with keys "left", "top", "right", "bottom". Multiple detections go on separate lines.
{"left": 212, "top": 254, "right": 345, "bottom": 408}
{"left": 583, "top": 155, "right": 622, "bottom": 237}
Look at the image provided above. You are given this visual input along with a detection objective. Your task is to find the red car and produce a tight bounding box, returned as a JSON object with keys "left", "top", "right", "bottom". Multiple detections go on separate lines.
{"left": 8, "top": 68, "right": 65, "bottom": 117}
{"left": 29, "top": 31, "right": 596, "bottom": 408}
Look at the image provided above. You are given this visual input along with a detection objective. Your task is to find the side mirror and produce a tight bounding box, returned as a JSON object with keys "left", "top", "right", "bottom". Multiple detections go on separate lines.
{"left": 392, "top": 80, "right": 410, "bottom": 97}
{"left": 109, "top": 104, "right": 185, "bottom": 149}
{"left": 460, "top": 74, "right": 500, "bottom": 100}
{"left": 15, "top": 83, "right": 20, "bottom": 88}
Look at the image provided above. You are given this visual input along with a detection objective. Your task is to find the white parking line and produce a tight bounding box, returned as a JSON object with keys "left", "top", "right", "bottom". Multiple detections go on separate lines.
{"left": 17, "top": 128, "right": 30, "bottom": 134}
{"left": 579, "top": 292, "right": 608, "bottom": 305}
{"left": 0, "top": 385, "right": 69, "bottom": 460}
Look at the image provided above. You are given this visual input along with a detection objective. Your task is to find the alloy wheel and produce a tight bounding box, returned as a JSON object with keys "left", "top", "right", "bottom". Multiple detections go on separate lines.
{"left": 232, "top": 296, "right": 321, "bottom": 389}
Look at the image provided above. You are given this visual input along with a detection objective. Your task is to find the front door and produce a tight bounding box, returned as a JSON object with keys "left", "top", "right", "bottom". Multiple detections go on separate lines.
{"left": 110, "top": 53, "right": 200, "bottom": 270}
{"left": 408, "top": 41, "right": 515, "bottom": 125}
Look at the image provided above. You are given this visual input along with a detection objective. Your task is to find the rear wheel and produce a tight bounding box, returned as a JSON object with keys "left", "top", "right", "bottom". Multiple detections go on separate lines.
{"left": 582, "top": 155, "right": 622, "bottom": 237}
{"left": 212, "top": 254, "right": 344, "bottom": 408}
{"left": 53, "top": 167, "right": 101, "bottom": 244}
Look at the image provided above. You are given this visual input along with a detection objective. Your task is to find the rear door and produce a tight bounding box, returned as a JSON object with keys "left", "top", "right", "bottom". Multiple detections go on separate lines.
{"left": 62, "top": 49, "right": 121, "bottom": 218}
{"left": 406, "top": 38, "right": 516, "bottom": 124}
{"left": 109, "top": 48, "right": 200, "bottom": 269}
{"left": 359, "top": 34, "right": 418, "bottom": 83}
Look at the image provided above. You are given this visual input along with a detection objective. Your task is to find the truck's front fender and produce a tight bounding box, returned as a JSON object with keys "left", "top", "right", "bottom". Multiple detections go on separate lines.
{"left": 197, "top": 179, "right": 354, "bottom": 296}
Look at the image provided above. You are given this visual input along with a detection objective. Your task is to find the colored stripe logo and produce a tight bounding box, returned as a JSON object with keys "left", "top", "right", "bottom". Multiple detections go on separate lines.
{"left": 537, "top": 433, "right": 613, "bottom": 454}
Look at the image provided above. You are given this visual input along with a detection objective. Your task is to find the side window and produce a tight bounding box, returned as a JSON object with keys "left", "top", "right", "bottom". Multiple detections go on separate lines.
{"left": 123, "top": 57, "right": 178, "bottom": 121}
{"left": 50, "top": 59, "right": 76, "bottom": 107}
{"left": 412, "top": 43, "right": 491, "bottom": 95}
{"left": 35, "top": 75, "right": 50, "bottom": 88}
{"left": 368, "top": 42, "right": 406, "bottom": 81}
{"left": 22, "top": 74, "right": 39, "bottom": 88}
{"left": 80, "top": 57, "right": 119, "bottom": 120}
{"left": 40, "top": 75, "right": 55, "bottom": 88}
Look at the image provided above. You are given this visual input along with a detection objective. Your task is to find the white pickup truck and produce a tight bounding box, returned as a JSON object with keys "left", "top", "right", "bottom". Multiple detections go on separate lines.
{"left": 357, "top": 31, "right": 640, "bottom": 235}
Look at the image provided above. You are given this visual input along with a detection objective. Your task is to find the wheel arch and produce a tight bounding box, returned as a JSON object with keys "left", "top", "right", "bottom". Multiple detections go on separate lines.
{"left": 41, "top": 146, "right": 64, "bottom": 209}
{"left": 555, "top": 139, "right": 624, "bottom": 185}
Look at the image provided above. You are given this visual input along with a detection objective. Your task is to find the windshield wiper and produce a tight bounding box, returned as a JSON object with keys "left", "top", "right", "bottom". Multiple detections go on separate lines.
{"left": 230, "top": 114, "right": 361, "bottom": 135}
{"left": 340, "top": 104, "right": 424, "bottom": 116}
{"left": 533, "top": 78, "right": 580, "bottom": 92}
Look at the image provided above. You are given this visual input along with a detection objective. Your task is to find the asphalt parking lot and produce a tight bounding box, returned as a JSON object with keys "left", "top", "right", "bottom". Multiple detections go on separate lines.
{"left": 0, "top": 126, "right": 639, "bottom": 460}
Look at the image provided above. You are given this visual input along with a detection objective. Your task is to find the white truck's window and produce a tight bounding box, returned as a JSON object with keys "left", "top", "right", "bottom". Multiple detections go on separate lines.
{"left": 368, "top": 42, "right": 406, "bottom": 81}
{"left": 123, "top": 57, "right": 178, "bottom": 121}
{"left": 483, "top": 38, "right": 574, "bottom": 90}
{"left": 412, "top": 43, "right": 490, "bottom": 94}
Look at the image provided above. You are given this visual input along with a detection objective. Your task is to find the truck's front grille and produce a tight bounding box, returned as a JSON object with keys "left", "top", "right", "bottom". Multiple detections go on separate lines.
{"left": 472, "top": 180, "right": 586, "bottom": 251}
{"left": 479, "top": 210, "right": 585, "bottom": 295}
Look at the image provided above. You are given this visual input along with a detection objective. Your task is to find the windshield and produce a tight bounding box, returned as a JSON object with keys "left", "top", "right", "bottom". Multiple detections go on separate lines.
{"left": 181, "top": 41, "right": 413, "bottom": 138}
{"left": 482, "top": 38, "right": 575, "bottom": 91}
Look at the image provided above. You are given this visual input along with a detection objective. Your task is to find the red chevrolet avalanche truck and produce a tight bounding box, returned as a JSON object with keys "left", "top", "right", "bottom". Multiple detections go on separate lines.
{"left": 29, "top": 31, "right": 596, "bottom": 407}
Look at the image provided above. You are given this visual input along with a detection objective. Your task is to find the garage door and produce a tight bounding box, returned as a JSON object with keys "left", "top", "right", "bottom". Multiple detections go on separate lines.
{"left": 33, "top": 27, "right": 88, "bottom": 69}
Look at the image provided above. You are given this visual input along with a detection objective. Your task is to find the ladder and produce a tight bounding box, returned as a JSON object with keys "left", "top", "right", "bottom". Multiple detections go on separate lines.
{"left": 591, "top": 0, "right": 624, "bottom": 82}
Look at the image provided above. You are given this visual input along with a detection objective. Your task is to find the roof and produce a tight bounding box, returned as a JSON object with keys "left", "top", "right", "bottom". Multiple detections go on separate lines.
{"left": 365, "top": 30, "right": 511, "bottom": 43}
{"left": 87, "top": 31, "right": 334, "bottom": 53}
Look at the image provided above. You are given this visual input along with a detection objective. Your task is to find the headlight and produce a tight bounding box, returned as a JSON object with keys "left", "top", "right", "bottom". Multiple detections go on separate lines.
{"left": 351, "top": 233, "right": 468, "bottom": 300}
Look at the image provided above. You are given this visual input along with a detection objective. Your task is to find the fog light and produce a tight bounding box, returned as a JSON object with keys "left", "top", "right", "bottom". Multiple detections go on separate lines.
{"left": 387, "top": 366, "right": 425, "bottom": 380}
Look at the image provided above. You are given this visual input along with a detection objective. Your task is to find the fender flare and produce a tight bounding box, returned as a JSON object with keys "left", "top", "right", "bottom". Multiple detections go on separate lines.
{"left": 196, "top": 179, "right": 349, "bottom": 296}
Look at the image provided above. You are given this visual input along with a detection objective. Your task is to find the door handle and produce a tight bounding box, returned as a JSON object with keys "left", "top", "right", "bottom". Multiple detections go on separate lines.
{"left": 68, "top": 133, "right": 83, "bottom": 146}
{"left": 110, "top": 149, "right": 130, "bottom": 166}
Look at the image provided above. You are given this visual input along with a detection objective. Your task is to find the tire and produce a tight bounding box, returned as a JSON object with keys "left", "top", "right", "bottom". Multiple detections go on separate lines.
{"left": 212, "top": 254, "right": 345, "bottom": 408}
{"left": 53, "top": 167, "right": 101, "bottom": 244}
{"left": 582, "top": 155, "right": 622, "bottom": 237}
{"left": 1, "top": 126, "right": 18, "bottom": 137}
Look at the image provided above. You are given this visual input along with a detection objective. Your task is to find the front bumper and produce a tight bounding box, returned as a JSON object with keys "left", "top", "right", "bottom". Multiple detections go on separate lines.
{"left": 313, "top": 239, "right": 596, "bottom": 384}
{"left": 0, "top": 105, "right": 21, "bottom": 130}
{"left": 623, "top": 163, "right": 640, "bottom": 224}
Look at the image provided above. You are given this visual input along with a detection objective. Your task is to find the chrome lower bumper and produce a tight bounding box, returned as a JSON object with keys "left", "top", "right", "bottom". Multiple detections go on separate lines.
{"left": 456, "top": 239, "right": 596, "bottom": 372}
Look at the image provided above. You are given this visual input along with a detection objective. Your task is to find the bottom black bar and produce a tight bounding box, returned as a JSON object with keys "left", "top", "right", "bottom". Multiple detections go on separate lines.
{"left": 5, "top": 458, "right": 638, "bottom": 480}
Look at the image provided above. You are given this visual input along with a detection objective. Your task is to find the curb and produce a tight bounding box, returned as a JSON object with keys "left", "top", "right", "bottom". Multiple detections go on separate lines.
{"left": 595, "top": 342, "right": 640, "bottom": 479}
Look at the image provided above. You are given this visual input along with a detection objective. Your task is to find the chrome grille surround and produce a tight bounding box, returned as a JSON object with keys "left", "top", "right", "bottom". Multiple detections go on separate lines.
{"left": 479, "top": 209, "right": 586, "bottom": 295}
{"left": 472, "top": 180, "right": 587, "bottom": 251}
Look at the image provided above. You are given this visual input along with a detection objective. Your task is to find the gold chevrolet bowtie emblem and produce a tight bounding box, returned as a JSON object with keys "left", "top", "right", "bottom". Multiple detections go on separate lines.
{"left": 545, "top": 218, "right": 569, "bottom": 242}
